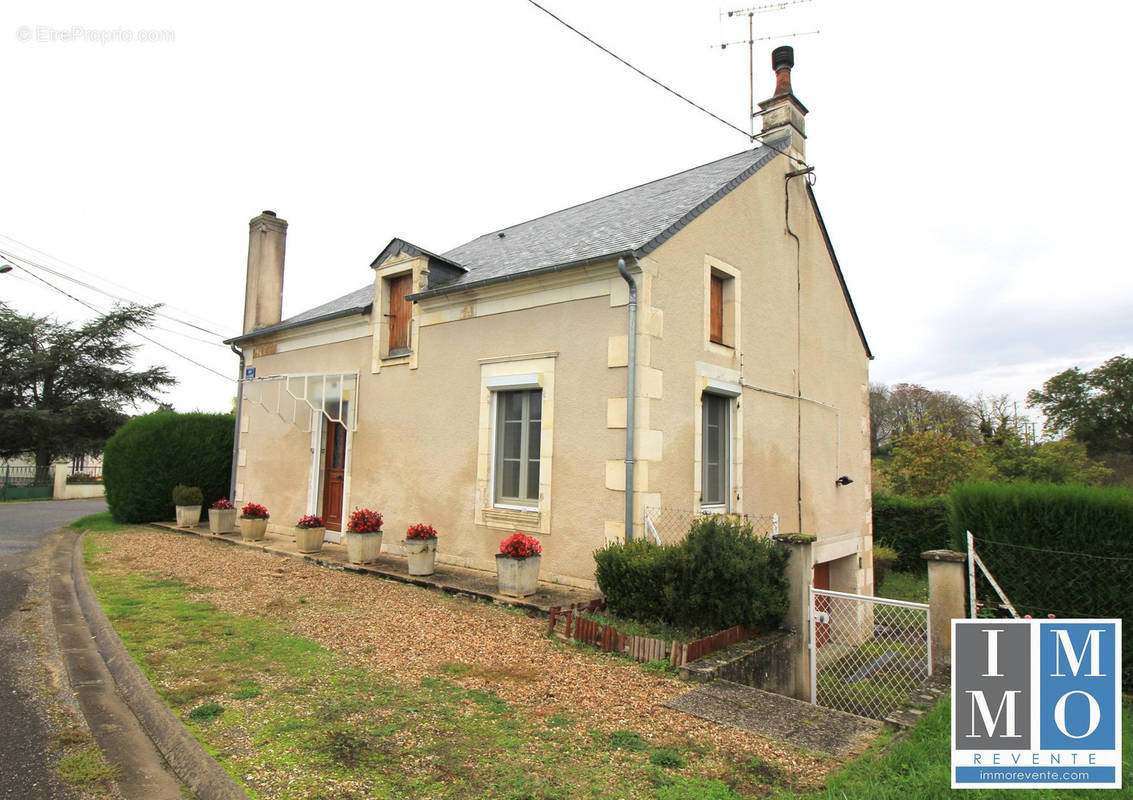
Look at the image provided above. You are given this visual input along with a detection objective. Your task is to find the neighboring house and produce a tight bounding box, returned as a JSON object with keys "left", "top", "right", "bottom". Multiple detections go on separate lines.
{"left": 226, "top": 47, "right": 874, "bottom": 592}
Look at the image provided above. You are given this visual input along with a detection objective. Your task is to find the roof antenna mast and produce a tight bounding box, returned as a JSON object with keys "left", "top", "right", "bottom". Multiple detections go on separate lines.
{"left": 715, "top": 0, "right": 819, "bottom": 138}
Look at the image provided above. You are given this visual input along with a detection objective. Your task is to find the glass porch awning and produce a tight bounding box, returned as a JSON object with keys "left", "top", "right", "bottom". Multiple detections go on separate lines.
{"left": 241, "top": 372, "right": 358, "bottom": 432}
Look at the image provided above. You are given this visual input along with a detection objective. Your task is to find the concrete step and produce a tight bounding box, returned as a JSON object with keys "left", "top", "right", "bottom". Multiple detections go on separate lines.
{"left": 663, "top": 680, "right": 882, "bottom": 757}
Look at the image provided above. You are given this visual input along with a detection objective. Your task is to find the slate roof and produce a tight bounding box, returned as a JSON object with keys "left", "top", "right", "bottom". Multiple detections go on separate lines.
{"left": 227, "top": 144, "right": 781, "bottom": 343}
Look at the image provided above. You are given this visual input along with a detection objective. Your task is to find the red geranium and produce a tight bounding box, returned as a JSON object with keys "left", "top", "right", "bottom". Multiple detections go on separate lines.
{"left": 211, "top": 498, "right": 235, "bottom": 510}
{"left": 296, "top": 514, "right": 324, "bottom": 529}
{"left": 406, "top": 523, "right": 437, "bottom": 540}
{"left": 241, "top": 502, "right": 269, "bottom": 519}
{"left": 347, "top": 507, "right": 383, "bottom": 533}
{"left": 499, "top": 532, "right": 542, "bottom": 559}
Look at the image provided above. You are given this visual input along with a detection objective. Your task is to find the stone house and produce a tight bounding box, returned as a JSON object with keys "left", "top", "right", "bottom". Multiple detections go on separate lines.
{"left": 225, "top": 47, "right": 874, "bottom": 593}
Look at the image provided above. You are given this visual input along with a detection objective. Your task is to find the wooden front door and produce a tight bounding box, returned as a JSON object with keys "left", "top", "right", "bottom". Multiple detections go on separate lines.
{"left": 813, "top": 561, "right": 831, "bottom": 648}
{"left": 321, "top": 421, "right": 347, "bottom": 531}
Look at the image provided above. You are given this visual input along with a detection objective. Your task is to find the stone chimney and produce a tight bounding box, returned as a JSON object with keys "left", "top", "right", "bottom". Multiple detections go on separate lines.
{"left": 757, "top": 45, "right": 808, "bottom": 162}
{"left": 243, "top": 210, "right": 287, "bottom": 335}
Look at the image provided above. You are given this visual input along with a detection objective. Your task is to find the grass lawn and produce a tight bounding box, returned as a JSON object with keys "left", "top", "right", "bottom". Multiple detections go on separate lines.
{"left": 785, "top": 696, "right": 1132, "bottom": 800}
{"left": 83, "top": 526, "right": 827, "bottom": 799}
{"left": 875, "top": 571, "right": 928, "bottom": 604}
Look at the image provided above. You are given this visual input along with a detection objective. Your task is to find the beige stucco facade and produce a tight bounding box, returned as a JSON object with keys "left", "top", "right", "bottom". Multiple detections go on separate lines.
{"left": 231, "top": 148, "right": 873, "bottom": 593}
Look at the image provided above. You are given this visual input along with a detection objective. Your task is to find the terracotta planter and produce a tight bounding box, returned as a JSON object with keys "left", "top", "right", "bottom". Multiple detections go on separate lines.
{"left": 239, "top": 516, "right": 268, "bottom": 542}
{"left": 295, "top": 526, "right": 325, "bottom": 554}
{"left": 208, "top": 508, "right": 237, "bottom": 534}
{"left": 344, "top": 530, "right": 382, "bottom": 564}
{"left": 496, "top": 554, "right": 541, "bottom": 598}
{"left": 403, "top": 537, "right": 437, "bottom": 576}
{"left": 175, "top": 505, "right": 202, "bottom": 528}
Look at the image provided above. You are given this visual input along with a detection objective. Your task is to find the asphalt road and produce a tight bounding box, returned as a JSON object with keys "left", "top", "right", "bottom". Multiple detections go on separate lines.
{"left": 0, "top": 499, "right": 107, "bottom": 799}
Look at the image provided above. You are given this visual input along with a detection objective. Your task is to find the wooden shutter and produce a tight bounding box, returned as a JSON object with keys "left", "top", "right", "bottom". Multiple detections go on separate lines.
{"left": 710, "top": 274, "right": 724, "bottom": 344}
{"left": 387, "top": 273, "right": 413, "bottom": 353}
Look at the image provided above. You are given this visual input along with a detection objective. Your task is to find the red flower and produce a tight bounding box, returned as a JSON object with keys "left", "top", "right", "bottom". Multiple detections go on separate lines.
{"left": 240, "top": 502, "right": 269, "bottom": 519}
{"left": 499, "top": 532, "right": 542, "bottom": 559}
{"left": 406, "top": 523, "right": 438, "bottom": 540}
{"left": 347, "top": 507, "right": 383, "bottom": 533}
{"left": 296, "top": 514, "right": 324, "bottom": 529}
{"left": 211, "top": 498, "right": 235, "bottom": 510}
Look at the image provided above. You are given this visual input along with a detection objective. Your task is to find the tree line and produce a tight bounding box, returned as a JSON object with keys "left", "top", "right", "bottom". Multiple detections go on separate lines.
{"left": 872, "top": 355, "right": 1131, "bottom": 497}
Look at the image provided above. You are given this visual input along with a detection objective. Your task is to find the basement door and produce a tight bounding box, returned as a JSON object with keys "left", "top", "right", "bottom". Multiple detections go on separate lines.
{"left": 322, "top": 420, "right": 347, "bottom": 533}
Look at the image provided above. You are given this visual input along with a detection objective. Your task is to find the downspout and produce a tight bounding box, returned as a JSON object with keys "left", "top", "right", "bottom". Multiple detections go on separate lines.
{"left": 229, "top": 345, "right": 244, "bottom": 502}
{"left": 784, "top": 167, "right": 814, "bottom": 532}
{"left": 617, "top": 258, "right": 637, "bottom": 541}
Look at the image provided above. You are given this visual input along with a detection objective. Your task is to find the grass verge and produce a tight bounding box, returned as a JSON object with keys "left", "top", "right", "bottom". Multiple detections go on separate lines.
{"left": 782, "top": 696, "right": 1132, "bottom": 799}
{"left": 874, "top": 571, "right": 928, "bottom": 604}
{"left": 70, "top": 511, "right": 121, "bottom": 531}
{"left": 83, "top": 529, "right": 793, "bottom": 799}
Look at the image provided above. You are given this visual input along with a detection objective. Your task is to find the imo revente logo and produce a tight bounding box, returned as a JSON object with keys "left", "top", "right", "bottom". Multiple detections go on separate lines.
{"left": 952, "top": 620, "right": 1122, "bottom": 789}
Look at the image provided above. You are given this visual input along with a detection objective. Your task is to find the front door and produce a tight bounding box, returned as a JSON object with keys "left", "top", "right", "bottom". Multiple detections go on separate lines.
{"left": 321, "top": 421, "right": 347, "bottom": 531}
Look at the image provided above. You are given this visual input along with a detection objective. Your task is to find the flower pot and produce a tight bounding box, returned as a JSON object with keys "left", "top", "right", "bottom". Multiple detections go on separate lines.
{"left": 239, "top": 516, "right": 268, "bottom": 542}
{"left": 345, "top": 530, "right": 382, "bottom": 564}
{"left": 496, "top": 554, "right": 541, "bottom": 598}
{"left": 175, "top": 505, "right": 202, "bottom": 528}
{"left": 295, "top": 526, "right": 325, "bottom": 554}
{"left": 208, "top": 508, "right": 237, "bottom": 534}
{"left": 403, "top": 538, "right": 437, "bottom": 576}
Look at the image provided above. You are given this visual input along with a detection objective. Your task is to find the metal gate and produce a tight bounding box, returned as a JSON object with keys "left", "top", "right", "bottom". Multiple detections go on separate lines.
{"left": 810, "top": 588, "right": 931, "bottom": 720}
{"left": 1, "top": 465, "right": 54, "bottom": 501}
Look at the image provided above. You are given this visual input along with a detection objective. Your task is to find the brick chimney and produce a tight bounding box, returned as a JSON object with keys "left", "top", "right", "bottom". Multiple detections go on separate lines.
{"left": 757, "top": 46, "right": 807, "bottom": 162}
{"left": 242, "top": 210, "right": 287, "bottom": 335}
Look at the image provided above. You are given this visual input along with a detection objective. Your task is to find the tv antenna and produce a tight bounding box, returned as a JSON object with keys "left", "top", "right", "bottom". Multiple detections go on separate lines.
{"left": 715, "top": 1, "right": 819, "bottom": 136}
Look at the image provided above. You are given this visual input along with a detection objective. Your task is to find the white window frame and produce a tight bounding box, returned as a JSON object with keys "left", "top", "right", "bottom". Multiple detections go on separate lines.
{"left": 701, "top": 392, "right": 732, "bottom": 509}
{"left": 475, "top": 354, "right": 556, "bottom": 534}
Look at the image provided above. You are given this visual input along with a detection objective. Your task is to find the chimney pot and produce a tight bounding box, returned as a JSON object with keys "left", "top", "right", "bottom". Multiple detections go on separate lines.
{"left": 772, "top": 46, "right": 794, "bottom": 96}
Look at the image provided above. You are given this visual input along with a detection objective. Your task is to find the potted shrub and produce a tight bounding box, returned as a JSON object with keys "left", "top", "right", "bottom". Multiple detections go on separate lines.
{"left": 239, "top": 502, "right": 270, "bottom": 542}
{"left": 344, "top": 507, "right": 382, "bottom": 564}
{"left": 403, "top": 523, "right": 438, "bottom": 576}
{"left": 295, "top": 514, "right": 326, "bottom": 554}
{"left": 208, "top": 498, "right": 237, "bottom": 534}
{"left": 496, "top": 532, "right": 542, "bottom": 598}
{"left": 172, "top": 485, "right": 203, "bottom": 528}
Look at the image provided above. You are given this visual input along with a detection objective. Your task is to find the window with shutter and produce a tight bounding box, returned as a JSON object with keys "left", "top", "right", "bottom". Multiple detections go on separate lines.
{"left": 710, "top": 273, "right": 724, "bottom": 344}
{"left": 386, "top": 272, "right": 413, "bottom": 356}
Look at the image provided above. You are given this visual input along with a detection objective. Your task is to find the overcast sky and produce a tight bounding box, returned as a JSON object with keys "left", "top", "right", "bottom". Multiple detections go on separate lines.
{"left": 2, "top": 1, "right": 1130, "bottom": 429}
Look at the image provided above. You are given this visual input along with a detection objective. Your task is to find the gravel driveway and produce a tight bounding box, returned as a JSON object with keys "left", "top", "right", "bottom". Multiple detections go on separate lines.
{"left": 93, "top": 527, "right": 831, "bottom": 786}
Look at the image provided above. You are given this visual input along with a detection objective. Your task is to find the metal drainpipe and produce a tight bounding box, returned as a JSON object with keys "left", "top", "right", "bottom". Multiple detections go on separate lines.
{"left": 617, "top": 258, "right": 637, "bottom": 541}
{"left": 229, "top": 345, "right": 244, "bottom": 502}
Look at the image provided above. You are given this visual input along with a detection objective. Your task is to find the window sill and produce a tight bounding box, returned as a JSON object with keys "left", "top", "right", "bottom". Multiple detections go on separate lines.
{"left": 380, "top": 353, "right": 411, "bottom": 366}
{"left": 483, "top": 506, "right": 541, "bottom": 532}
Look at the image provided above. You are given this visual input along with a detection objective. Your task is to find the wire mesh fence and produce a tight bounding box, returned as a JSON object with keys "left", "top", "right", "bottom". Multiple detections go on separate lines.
{"left": 642, "top": 507, "right": 778, "bottom": 545}
{"left": 811, "top": 588, "right": 930, "bottom": 720}
{"left": 968, "top": 534, "right": 1133, "bottom": 687}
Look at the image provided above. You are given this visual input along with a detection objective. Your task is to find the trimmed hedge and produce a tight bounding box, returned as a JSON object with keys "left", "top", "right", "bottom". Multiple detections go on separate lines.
{"left": 103, "top": 411, "right": 233, "bottom": 523}
{"left": 949, "top": 481, "right": 1133, "bottom": 687}
{"left": 871, "top": 493, "right": 951, "bottom": 573}
{"left": 594, "top": 516, "right": 789, "bottom": 635}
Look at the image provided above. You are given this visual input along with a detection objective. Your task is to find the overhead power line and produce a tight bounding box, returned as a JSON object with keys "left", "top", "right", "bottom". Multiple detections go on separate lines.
{"left": 5, "top": 260, "right": 234, "bottom": 382}
{"left": 0, "top": 246, "right": 228, "bottom": 339}
{"left": 522, "top": 0, "right": 808, "bottom": 166}
{"left": 0, "top": 234, "right": 229, "bottom": 336}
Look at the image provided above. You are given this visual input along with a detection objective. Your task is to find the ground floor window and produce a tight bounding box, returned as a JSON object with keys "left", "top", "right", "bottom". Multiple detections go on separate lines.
{"left": 702, "top": 392, "right": 730, "bottom": 507}
{"left": 494, "top": 389, "right": 542, "bottom": 507}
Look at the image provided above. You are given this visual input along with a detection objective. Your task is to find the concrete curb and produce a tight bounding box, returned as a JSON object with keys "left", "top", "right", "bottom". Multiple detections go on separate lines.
{"left": 71, "top": 532, "right": 249, "bottom": 800}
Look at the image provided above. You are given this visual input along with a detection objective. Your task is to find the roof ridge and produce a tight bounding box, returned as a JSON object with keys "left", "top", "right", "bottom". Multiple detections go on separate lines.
{"left": 443, "top": 146, "right": 769, "bottom": 253}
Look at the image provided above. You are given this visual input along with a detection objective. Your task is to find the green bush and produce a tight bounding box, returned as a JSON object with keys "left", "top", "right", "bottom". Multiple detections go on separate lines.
{"left": 171, "top": 484, "right": 203, "bottom": 506}
{"left": 871, "top": 545, "right": 898, "bottom": 590}
{"left": 872, "top": 493, "right": 951, "bottom": 573}
{"left": 595, "top": 516, "right": 789, "bottom": 635}
{"left": 103, "top": 412, "right": 233, "bottom": 523}
{"left": 949, "top": 481, "right": 1133, "bottom": 687}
